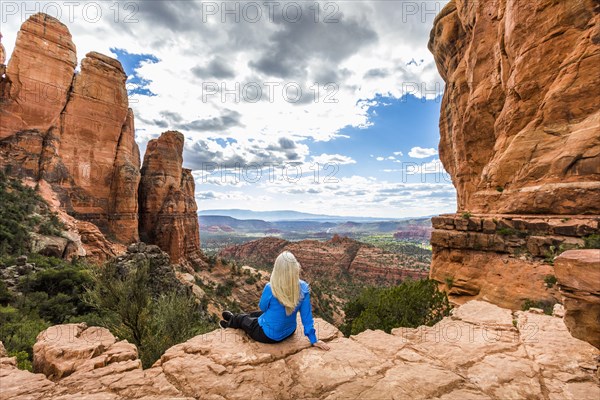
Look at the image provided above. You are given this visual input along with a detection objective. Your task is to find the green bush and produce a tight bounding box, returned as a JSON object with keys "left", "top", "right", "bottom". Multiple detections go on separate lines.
{"left": 340, "top": 279, "right": 451, "bottom": 336}
{"left": 9, "top": 350, "right": 33, "bottom": 371}
{"left": 85, "top": 258, "right": 212, "bottom": 368}
{"left": 521, "top": 299, "right": 555, "bottom": 315}
{"left": 583, "top": 234, "right": 600, "bottom": 249}
{"left": 17, "top": 262, "right": 94, "bottom": 324}
{"left": 0, "top": 305, "right": 50, "bottom": 365}
{"left": 544, "top": 275, "right": 557, "bottom": 288}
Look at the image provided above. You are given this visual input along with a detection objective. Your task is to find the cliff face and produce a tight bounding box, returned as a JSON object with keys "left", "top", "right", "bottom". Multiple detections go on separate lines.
{"left": 429, "top": 0, "right": 600, "bottom": 214}
{"left": 139, "top": 131, "right": 205, "bottom": 268}
{"left": 0, "top": 14, "right": 204, "bottom": 266}
{"left": 2, "top": 301, "right": 598, "bottom": 399}
{"left": 428, "top": 0, "right": 600, "bottom": 312}
{"left": 0, "top": 14, "right": 140, "bottom": 247}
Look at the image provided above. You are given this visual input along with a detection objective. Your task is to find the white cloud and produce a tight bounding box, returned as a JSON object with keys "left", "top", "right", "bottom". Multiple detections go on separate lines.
{"left": 311, "top": 153, "right": 356, "bottom": 165}
{"left": 408, "top": 147, "right": 438, "bottom": 158}
{"left": 376, "top": 157, "right": 385, "bottom": 161}
{"left": 393, "top": 151, "right": 403, "bottom": 156}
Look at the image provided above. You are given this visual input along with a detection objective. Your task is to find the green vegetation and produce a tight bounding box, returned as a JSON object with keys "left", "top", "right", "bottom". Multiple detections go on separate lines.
{"left": 521, "top": 299, "right": 555, "bottom": 315}
{"left": 495, "top": 186, "right": 504, "bottom": 192}
{"left": 583, "top": 234, "right": 600, "bottom": 249}
{"left": 0, "top": 172, "right": 212, "bottom": 370}
{"left": 444, "top": 276, "right": 454, "bottom": 289}
{"left": 496, "top": 227, "right": 516, "bottom": 236}
{"left": 340, "top": 279, "right": 451, "bottom": 336}
{"left": 544, "top": 244, "right": 565, "bottom": 265}
{"left": 85, "top": 258, "right": 213, "bottom": 368}
{"left": 461, "top": 212, "right": 472, "bottom": 219}
{"left": 544, "top": 275, "right": 557, "bottom": 288}
{"left": 359, "top": 234, "right": 431, "bottom": 266}
{"left": 0, "top": 171, "right": 64, "bottom": 256}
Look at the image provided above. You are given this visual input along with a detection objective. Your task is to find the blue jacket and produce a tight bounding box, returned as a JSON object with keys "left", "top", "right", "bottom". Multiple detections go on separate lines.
{"left": 258, "top": 280, "right": 318, "bottom": 344}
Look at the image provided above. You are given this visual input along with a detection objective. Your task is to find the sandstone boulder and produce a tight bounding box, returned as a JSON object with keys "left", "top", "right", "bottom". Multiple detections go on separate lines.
{"left": 554, "top": 249, "right": 600, "bottom": 349}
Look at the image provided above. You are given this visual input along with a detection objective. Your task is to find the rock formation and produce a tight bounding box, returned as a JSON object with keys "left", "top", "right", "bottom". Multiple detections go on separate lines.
{"left": 429, "top": 0, "right": 600, "bottom": 215}
{"left": 0, "top": 13, "right": 140, "bottom": 249}
{"left": 0, "top": 14, "right": 205, "bottom": 267}
{"left": 139, "top": 131, "right": 206, "bottom": 268}
{"left": 428, "top": 1, "right": 600, "bottom": 312}
{"left": 555, "top": 249, "right": 600, "bottom": 349}
{"left": 1, "top": 301, "right": 598, "bottom": 399}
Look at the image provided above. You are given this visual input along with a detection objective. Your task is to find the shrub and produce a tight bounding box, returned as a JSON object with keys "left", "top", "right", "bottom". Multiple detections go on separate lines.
{"left": 544, "top": 275, "right": 557, "bottom": 288}
{"left": 9, "top": 350, "right": 33, "bottom": 371}
{"left": 340, "top": 279, "right": 451, "bottom": 336}
{"left": 521, "top": 299, "right": 555, "bottom": 315}
{"left": 583, "top": 234, "right": 600, "bottom": 249}
{"left": 461, "top": 212, "right": 472, "bottom": 219}
{"left": 85, "top": 258, "right": 211, "bottom": 368}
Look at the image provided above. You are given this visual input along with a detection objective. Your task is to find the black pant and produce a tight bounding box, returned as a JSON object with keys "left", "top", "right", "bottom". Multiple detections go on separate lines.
{"left": 227, "top": 311, "right": 294, "bottom": 344}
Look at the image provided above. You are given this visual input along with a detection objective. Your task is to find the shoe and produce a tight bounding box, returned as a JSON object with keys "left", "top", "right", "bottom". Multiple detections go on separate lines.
{"left": 222, "top": 311, "right": 234, "bottom": 321}
{"left": 219, "top": 320, "right": 229, "bottom": 329}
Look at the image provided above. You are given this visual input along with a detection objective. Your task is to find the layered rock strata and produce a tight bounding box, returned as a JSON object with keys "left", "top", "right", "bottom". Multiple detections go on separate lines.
{"left": 1, "top": 301, "right": 598, "bottom": 399}
{"left": 428, "top": 0, "right": 600, "bottom": 318}
{"left": 430, "top": 214, "right": 599, "bottom": 309}
{"left": 0, "top": 13, "right": 140, "bottom": 245}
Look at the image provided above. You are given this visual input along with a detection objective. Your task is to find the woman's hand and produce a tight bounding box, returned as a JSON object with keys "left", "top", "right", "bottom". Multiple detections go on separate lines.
{"left": 312, "top": 340, "right": 330, "bottom": 351}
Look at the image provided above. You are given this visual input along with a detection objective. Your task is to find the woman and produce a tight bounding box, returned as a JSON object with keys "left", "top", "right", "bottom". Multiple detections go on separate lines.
{"left": 220, "top": 251, "right": 330, "bottom": 350}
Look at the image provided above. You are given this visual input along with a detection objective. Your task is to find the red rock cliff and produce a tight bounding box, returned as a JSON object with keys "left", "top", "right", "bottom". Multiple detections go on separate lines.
{"left": 0, "top": 14, "right": 206, "bottom": 267}
{"left": 0, "top": 14, "right": 140, "bottom": 245}
{"left": 429, "top": 0, "right": 599, "bottom": 215}
{"left": 427, "top": 1, "right": 600, "bottom": 313}
{"left": 139, "top": 131, "right": 205, "bottom": 268}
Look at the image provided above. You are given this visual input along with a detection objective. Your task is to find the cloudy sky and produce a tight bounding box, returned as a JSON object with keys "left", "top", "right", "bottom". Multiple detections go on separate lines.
{"left": 1, "top": 0, "right": 455, "bottom": 218}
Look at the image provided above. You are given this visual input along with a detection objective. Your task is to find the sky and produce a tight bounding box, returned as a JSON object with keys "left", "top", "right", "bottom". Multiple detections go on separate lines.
{"left": 1, "top": 0, "right": 455, "bottom": 218}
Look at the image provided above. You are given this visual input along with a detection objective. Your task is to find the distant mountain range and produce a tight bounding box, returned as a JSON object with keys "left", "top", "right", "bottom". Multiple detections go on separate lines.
{"left": 198, "top": 209, "right": 433, "bottom": 222}
{"left": 199, "top": 214, "right": 432, "bottom": 235}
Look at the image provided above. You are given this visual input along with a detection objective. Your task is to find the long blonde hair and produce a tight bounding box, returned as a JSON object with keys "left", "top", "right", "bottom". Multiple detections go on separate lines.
{"left": 270, "top": 251, "right": 301, "bottom": 315}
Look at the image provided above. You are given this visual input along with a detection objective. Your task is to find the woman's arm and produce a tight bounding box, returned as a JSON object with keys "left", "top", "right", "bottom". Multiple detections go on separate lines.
{"left": 299, "top": 286, "right": 318, "bottom": 345}
{"left": 259, "top": 283, "right": 272, "bottom": 312}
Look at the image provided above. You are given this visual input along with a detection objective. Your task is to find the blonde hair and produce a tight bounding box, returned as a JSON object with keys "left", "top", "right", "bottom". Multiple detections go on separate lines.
{"left": 270, "top": 251, "right": 301, "bottom": 315}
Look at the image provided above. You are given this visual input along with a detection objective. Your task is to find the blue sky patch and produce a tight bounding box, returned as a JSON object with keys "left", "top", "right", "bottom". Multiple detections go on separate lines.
{"left": 111, "top": 48, "right": 159, "bottom": 97}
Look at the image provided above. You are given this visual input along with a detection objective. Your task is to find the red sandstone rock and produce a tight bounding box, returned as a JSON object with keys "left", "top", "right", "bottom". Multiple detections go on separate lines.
{"left": 2, "top": 301, "right": 598, "bottom": 399}
{"left": 554, "top": 249, "right": 600, "bottom": 349}
{"left": 428, "top": 0, "right": 600, "bottom": 311}
{"left": 0, "top": 14, "right": 141, "bottom": 247}
{"left": 139, "top": 131, "right": 206, "bottom": 268}
{"left": 429, "top": 0, "right": 600, "bottom": 215}
{"left": 0, "top": 14, "right": 76, "bottom": 139}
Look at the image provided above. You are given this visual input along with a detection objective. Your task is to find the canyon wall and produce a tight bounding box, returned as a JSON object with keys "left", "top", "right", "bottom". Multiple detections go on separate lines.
{"left": 0, "top": 14, "right": 204, "bottom": 266}
{"left": 428, "top": 1, "right": 600, "bottom": 315}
